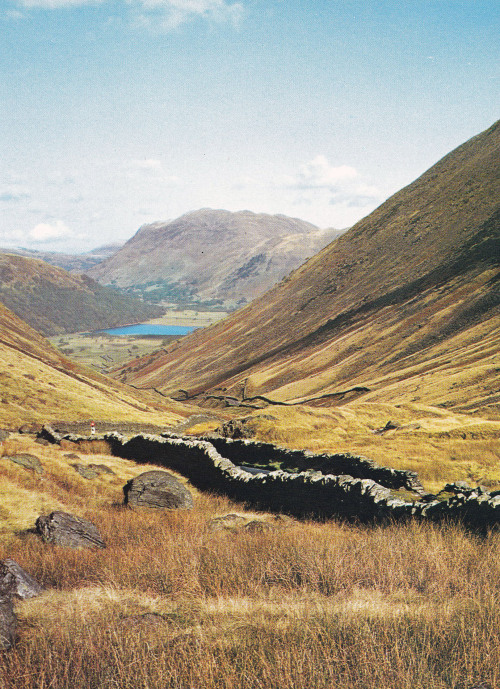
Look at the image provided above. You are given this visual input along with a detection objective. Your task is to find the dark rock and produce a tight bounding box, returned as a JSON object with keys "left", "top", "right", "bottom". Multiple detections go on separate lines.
{"left": 0, "top": 598, "right": 16, "bottom": 650}
{"left": 72, "top": 463, "right": 114, "bottom": 479}
{"left": 442, "top": 481, "right": 472, "bottom": 494}
{"left": 36, "top": 511, "right": 106, "bottom": 549}
{"left": 38, "top": 426, "right": 63, "bottom": 444}
{"left": 244, "top": 520, "right": 276, "bottom": 532}
{"left": 0, "top": 430, "right": 9, "bottom": 443}
{"left": 89, "top": 463, "right": 115, "bottom": 475}
{"left": 124, "top": 471, "right": 193, "bottom": 510}
{"left": 5, "top": 453, "right": 43, "bottom": 474}
{"left": 218, "top": 418, "right": 252, "bottom": 439}
{"left": 72, "top": 464, "right": 100, "bottom": 480}
{"left": 34, "top": 437, "right": 50, "bottom": 446}
{"left": 0, "top": 559, "right": 45, "bottom": 600}
{"left": 373, "top": 420, "right": 399, "bottom": 434}
{"left": 64, "top": 453, "right": 80, "bottom": 460}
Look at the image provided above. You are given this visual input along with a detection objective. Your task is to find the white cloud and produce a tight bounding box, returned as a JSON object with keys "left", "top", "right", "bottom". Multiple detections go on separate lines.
{"left": 283, "top": 155, "right": 382, "bottom": 208}
{"left": 294, "top": 155, "right": 358, "bottom": 190}
{"left": 4, "top": 8, "right": 25, "bottom": 18}
{"left": 29, "top": 220, "right": 73, "bottom": 243}
{"left": 15, "top": 0, "right": 244, "bottom": 30}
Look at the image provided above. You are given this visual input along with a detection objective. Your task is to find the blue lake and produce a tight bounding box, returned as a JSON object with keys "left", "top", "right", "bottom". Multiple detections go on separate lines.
{"left": 98, "top": 324, "right": 196, "bottom": 336}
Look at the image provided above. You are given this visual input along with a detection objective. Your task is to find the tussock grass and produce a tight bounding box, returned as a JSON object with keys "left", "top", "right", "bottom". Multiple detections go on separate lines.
{"left": 0, "top": 436, "right": 499, "bottom": 688}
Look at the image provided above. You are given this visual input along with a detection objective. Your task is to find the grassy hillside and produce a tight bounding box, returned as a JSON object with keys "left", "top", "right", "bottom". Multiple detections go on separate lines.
{"left": 0, "top": 253, "right": 162, "bottom": 336}
{"left": 0, "top": 302, "right": 186, "bottom": 429}
{"left": 114, "top": 121, "right": 500, "bottom": 419}
{"left": 0, "top": 433, "right": 499, "bottom": 689}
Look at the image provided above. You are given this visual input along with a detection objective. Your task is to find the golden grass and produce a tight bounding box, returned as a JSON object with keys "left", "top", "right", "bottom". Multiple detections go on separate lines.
{"left": 0, "top": 316, "right": 188, "bottom": 428}
{"left": 0, "top": 436, "right": 499, "bottom": 688}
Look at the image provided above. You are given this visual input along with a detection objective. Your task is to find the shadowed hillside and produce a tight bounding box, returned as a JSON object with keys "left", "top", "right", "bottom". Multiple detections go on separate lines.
{"left": 114, "top": 121, "right": 500, "bottom": 418}
{"left": 0, "top": 254, "right": 162, "bottom": 336}
{"left": 87, "top": 209, "right": 341, "bottom": 309}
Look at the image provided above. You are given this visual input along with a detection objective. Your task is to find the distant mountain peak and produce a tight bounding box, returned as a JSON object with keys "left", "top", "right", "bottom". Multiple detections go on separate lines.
{"left": 87, "top": 209, "right": 340, "bottom": 309}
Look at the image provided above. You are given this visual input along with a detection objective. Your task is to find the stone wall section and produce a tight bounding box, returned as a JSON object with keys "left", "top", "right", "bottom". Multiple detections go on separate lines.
{"left": 39, "top": 426, "right": 500, "bottom": 529}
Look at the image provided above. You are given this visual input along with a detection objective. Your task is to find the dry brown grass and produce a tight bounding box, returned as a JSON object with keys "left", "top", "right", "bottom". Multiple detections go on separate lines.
{"left": 0, "top": 436, "right": 499, "bottom": 688}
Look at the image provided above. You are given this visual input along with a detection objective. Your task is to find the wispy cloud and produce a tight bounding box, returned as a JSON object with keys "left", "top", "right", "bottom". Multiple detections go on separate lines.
{"left": 134, "top": 0, "right": 244, "bottom": 30}
{"left": 128, "top": 158, "right": 181, "bottom": 185}
{"left": 293, "top": 155, "right": 358, "bottom": 190}
{"left": 19, "top": 0, "right": 101, "bottom": 7}
{"left": 15, "top": 0, "right": 244, "bottom": 30}
{"left": 0, "top": 184, "right": 31, "bottom": 203}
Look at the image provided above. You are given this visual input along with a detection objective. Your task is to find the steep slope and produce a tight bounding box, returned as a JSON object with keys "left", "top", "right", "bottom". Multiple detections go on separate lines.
{"left": 115, "top": 121, "right": 500, "bottom": 418}
{"left": 0, "top": 254, "right": 162, "bottom": 336}
{"left": 87, "top": 209, "right": 340, "bottom": 308}
{"left": 0, "top": 244, "right": 121, "bottom": 274}
{"left": 0, "top": 302, "right": 185, "bottom": 428}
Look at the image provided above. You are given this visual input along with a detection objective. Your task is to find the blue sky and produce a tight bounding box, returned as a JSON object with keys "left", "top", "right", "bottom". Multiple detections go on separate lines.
{"left": 1, "top": 0, "right": 498, "bottom": 252}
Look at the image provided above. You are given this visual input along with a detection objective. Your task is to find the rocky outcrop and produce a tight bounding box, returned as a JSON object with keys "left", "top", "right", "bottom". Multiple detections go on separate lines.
{"left": 123, "top": 470, "right": 193, "bottom": 510}
{"left": 36, "top": 511, "right": 106, "bottom": 549}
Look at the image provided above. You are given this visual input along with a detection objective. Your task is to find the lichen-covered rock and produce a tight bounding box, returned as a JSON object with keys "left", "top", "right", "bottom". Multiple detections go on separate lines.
{"left": 36, "top": 511, "right": 106, "bottom": 549}
{"left": 5, "top": 453, "right": 43, "bottom": 474}
{"left": 123, "top": 471, "right": 193, "bottom": 510}
{"left": 0, "top": 559, "right": 45, "bottom": 600}
{"left": 72, "top": 464, "right": 100, "bottom": 480}
{"left": 0, "top": 598, "right": 16, "bottom": 650}
{"left": 208, "top": 514, "right": 249, "bottom": 531}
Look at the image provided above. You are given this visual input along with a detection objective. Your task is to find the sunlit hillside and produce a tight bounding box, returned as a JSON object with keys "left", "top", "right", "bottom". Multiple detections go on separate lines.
{"left": 0, "top": 302, "right": 186, "bottom": 428}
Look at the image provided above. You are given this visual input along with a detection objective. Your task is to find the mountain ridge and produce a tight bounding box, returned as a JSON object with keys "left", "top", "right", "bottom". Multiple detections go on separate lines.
{"left": 87, "top": 209, "right": 341, "bottom": 308}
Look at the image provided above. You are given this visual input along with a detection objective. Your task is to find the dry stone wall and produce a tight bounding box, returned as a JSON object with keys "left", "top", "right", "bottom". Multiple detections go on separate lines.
{"left": 39, "top": 426, "right": 500, "bottom": 529}
{"left": 200, "top": 435, "right": 424, "bottom": 493}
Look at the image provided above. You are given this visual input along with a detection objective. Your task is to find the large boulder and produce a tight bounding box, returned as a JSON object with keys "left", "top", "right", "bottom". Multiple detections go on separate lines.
{"left": 0, "top": 559, "right": 45, "bottom": 600}
{"left": 123, "top": 470, "right": 193, "bottom": 510}
{"left": 36, "top": 511, "right": 106, "bottom": 549}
